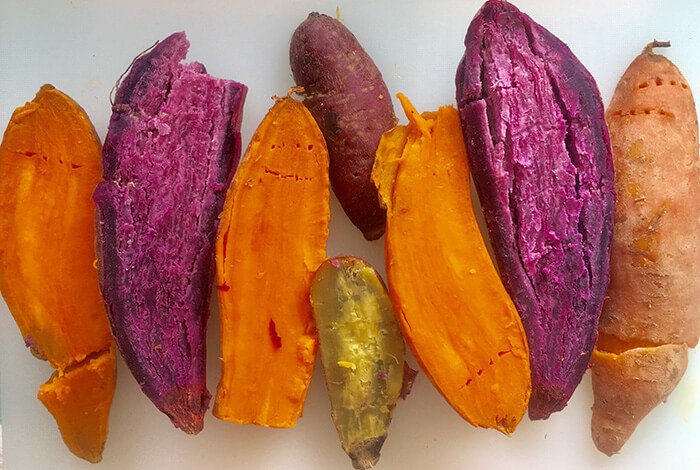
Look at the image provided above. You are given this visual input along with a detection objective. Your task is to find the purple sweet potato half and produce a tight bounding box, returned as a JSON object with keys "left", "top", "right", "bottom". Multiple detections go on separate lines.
{"left": 290, "top": 12, "right": 396, "bottom": 241}
{"left": 93, "top": 31, "right": 247, "bottom": 433}
{"left": 455, "top": 0, "right": 615, "bottom": 419}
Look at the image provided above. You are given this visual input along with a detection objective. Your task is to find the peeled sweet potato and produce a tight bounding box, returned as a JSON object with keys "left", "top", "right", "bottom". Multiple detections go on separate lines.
{"left": 591, "top": 42, "right": 700, "bottom": 455}
{"left": 310, "top": 257, "right": 406, "bottom": 469}
{"left": 290, "top": 12, "right": 396, "bottom": 240}
{"left": 455, "top": 0, "right": 615, "bottom": 419}
{"left": 0, "top": 85, "right": 116, "bottom": 462}
{"left": 214, "top": 95, "right": 329, "bottom": 428}
{"left": 372, "top": 94, "right": 531, "bottom": 434}
{"left": 93, "top": 32, "right": 247, "bottom": 434}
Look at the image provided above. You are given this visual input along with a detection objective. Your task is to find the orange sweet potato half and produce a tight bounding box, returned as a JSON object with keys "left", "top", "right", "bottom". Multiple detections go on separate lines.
{"left": 214, "top": 95, "right": 330, "bottom": 427}
{"left": 372, "top": 94, "right": 531, "bottom": 434}
{"left": 0, "top": 85, "right": 116, "bottom": 462}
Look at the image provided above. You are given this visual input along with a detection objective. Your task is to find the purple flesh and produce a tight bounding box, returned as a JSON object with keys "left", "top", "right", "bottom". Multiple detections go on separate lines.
{"left": 93, "top": 32, "right": 247, "bottom": 433}
{"left": 455, "top": 1, "right": 614, "bottom": 419}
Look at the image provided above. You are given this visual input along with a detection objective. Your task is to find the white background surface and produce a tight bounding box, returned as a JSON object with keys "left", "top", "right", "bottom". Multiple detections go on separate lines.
{"left": 1, "top": 1, "right": 700, "bottom": 469}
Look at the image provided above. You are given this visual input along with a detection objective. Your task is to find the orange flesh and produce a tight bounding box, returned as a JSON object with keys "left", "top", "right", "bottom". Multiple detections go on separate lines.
{"left": 38, "top": 348, "right": 117, "bottom": 463}
{"left": 372, "top": 94, "right": 531, "bottom": 434}
{"left": 0, "top": 85, "right": 115, "bottom": 461}
{"left": 214, "top": 97, "right": 330, "bottom": 427}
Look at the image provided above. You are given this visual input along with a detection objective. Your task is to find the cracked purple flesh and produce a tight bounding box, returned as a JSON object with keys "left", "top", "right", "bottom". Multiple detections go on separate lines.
{"left": 455, "top": 0, "right": 614, "bottom": 419}
{"left": 93, "top": 32, "right": 247, "bottom": 433}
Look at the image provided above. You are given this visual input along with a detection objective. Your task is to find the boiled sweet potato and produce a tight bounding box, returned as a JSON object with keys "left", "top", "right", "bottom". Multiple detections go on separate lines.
{"left": 455, "top": 0, "right": 615, "bottom": 419}
{"left": 93, "top": 32, "right": 247, "bottom": 434}
{"left": 310, "top": 256, "right": 406, "bottom": 469}
{"left": 591, "top": 42, "right": 700, "bottom": 455}
{"left": 214, "top": 95, "right": 330, "bottom": 428}
{"left": 0, "top": 84, "right": 116, "bottom": 462}
{"left": 372, "top": 94, "right": 531, "bottom": 434}
{"left": 290, "top": 12, "right": 396, "bottom": 240}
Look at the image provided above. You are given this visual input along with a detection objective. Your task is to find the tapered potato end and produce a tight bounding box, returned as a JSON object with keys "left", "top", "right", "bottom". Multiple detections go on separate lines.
{"left": 37, "top": 348, "right": 117, "bottom": 463}
{"left": 346, "top": 436, "right": 386, "bottom": 470}
{"left": 590, "top": 344, "right": 687, "bottom": 455}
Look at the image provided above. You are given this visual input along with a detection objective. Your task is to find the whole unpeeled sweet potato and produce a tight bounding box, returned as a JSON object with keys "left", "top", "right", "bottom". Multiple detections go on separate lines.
{"left": 591, "top": 42, "right": 700, "bottom": 455}
{"left": 455, "top": 0, "right": 615, "bottom": 419}
{"left": 290, "top": 12, "right": 396, "bottom": 240}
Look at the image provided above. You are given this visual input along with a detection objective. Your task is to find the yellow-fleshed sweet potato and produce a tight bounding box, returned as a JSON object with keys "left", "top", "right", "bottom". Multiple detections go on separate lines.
{"left": 372, "top": 94, "right": 531, "bottom": 434}
{"left": 591, "top": 42, "right": 700, "bottom": 455}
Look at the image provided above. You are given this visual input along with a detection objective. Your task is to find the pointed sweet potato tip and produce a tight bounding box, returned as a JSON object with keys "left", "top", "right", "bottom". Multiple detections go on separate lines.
{"left": 160, "top": 386, "right": 211, "bottom": 435}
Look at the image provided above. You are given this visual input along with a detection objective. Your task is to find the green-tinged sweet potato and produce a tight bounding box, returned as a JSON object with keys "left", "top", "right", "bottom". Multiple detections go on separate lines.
{"left": 310, "top": 257, "right": 408, "bottom": 470}
{"left": 290, "top": 12, "right": 396, "bottom": 240}
{"left": 591, "top": 42, "right": 700, "bottom": 455}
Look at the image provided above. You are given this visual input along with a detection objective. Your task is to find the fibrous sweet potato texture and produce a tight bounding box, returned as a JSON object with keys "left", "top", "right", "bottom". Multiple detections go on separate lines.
{"left": 310, "top": 256, "right": 406, "bottom": 470}
{"left": 0, "top": 84, "right": 116, "bottom": 462}
{"left": 93, "top": 31, "right": 247, "bottom": 434}
{"left": 214, "top": 95, "right": 329, "bottom": 428}
{"left": 591, "top": 43, "right": 700, "bottom": 455}
{"left": 455, "top": 0, "right": 615, "bottom": 419}
{"left": 373, "top": 94, "right": 531, "bottom": 434}
{"left": 290, "top": 12, "right": 396, "bottom": 240}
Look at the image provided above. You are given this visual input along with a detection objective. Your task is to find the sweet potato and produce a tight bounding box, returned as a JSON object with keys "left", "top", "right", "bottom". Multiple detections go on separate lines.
{"left": 214, "top": 95, "right": 329, "bottom": 428}
{"left": 93, "top": 32, "right": 247, "bottom": 434}
{"left": 372, "top": 93, "right": 531, "bottom": 434}
{"left": 591, "top": 42, "right": 700, "bottom": 455}
{"left": 290, "top": 12, "right": 396, "bottom": 240}
{"left": 0, "top": 85, "right": 116, "bottom": 462}
{"left": 310, "top": 257, "right": 406, "bottom": 469}
{"left": 455, "top": 0, "right": 615, "bottom": 419}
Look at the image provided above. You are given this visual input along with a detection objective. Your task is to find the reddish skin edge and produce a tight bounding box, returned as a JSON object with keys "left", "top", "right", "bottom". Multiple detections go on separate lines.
{"left": 94, "top": 31, "right": 247, "bottom": 433}
{"left": 290, "top": 12, "right": 396, "bottom": 241}
{"left": 456, "top": 1, "right": 614, "bottom": 419}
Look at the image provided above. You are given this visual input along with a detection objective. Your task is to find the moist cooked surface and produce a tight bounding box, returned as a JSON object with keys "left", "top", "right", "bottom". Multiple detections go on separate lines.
{"left": 456, "top": 0, "right": 614, "bottom": 419}
{"left": 94, "top": 31, "right": 246, "bottom": 433}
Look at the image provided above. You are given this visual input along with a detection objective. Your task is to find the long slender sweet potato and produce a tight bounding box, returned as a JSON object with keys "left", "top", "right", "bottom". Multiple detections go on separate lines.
{"left": 310, "top": 256, "right": 406, "bottom": 470}
{"left": 214, "top": 95, "right": 330, "bottom": 428}
{"left": 0, "top": 85, "right": 116, "bottom": 463}
{"left": 290, "top": 12, "right": 396, "bottom": 240}
{"left": 591, "top": 42, "right": 700, "bottom": 455}
{"left": 455, "top": 0, "right": 615, "bottom": 419}
{"left": 372, "top": 94, "right": 531, "bottom": 434}
{"left": 93, "top": 32, "right": 247, "bottom": 434}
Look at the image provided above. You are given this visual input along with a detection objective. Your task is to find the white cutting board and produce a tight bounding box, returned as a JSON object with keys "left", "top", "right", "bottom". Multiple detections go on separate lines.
{"left": 1, "top": 1, "right": 699, "bottom": 469}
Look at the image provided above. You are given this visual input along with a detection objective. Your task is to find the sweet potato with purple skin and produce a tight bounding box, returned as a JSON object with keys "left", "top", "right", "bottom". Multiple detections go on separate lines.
{"left": 591, "top": 43, "right": 700, "bottom": 455}
{"left": 455, "top": 0, "right": 615, "bottom": 419}
{"left": 290, "top": 12, "right": 396, "bottom": 240}
{"left": 93, "top": 31, "right": 247, "bottom": 434}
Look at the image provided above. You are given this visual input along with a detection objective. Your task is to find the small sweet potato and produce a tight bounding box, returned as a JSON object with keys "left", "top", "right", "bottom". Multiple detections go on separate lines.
{"left": 290, "top": 12, "right": 396, "bottom": 240}
{"left": 310, "top": 256, "right": 406, "bottom": 470}
{"left": 456, "top": 0, "right": 615, "bottom": 419}
{"left": 591, "top": 42, "right": 700, "bottom": 455}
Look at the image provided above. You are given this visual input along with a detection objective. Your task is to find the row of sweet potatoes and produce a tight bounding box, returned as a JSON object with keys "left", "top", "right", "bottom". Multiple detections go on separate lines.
{"left": 0, "top": 0, "right": 698, "bottom": 466}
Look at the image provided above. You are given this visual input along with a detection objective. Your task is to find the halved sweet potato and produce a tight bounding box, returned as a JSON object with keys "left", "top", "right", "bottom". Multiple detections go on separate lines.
{"left": 373, "top": 94, "right": 531, "bottom": 434}
{"left": 214, "top": 95, "right": 330, "bottom": 427}
{"left": 0, "top": 84, "right": 115, "bottom": 462}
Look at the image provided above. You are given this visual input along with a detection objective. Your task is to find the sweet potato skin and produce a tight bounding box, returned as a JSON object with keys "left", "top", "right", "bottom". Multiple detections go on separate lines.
{"left": 455, "top": 0, "right": 615, "bottom": 419}
{"left": 591, "top": 45, "right": 700, "bottom": 455}
{"left": 290, "top": 12, "right": 396, "bottom": 240}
